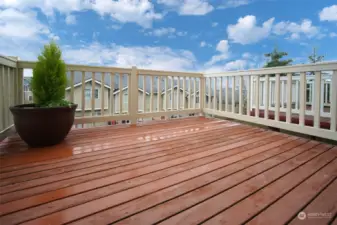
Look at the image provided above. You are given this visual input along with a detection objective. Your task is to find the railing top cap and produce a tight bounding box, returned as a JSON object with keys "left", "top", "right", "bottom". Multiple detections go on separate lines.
{"left": 203, "top": 61, "right": 337, "bottom": 76}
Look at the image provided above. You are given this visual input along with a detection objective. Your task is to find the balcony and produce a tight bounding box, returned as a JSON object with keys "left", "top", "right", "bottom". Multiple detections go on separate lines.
{"left": 0, "top": 55, "right": 337, "bottom": 224}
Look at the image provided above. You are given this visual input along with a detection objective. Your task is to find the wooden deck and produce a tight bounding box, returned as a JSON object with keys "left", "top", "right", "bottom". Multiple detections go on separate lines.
{"left": 0, "top": 117, "right": 336, "bottom": 225}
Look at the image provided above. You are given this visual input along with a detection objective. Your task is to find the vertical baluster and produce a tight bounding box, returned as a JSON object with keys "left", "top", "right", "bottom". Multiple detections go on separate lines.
{"left": 150, "top": 76, "right": 154, "bottom": 112}
{"left": 200, "top": 77, "right": 205, "bottom": 113}
{"left": 247, "top": 76, "right": 251, "bottom": 116}
{"left": 295, "top": 80, "right": 299, "bottom": 110}
{"left": 225, "top": 76, "right": 229, "bottom": 112}
{"left": 70, "top": 71, "right": 74, "bottom": 103}
{"left": 239, "top": 76, "right": 243, "bottom": 115}
{"left": 213, "top": 77, "right": 217, "bottom": 110}
{"left": 286, "top": 73, "right": 292, "bottom": 123}
{"left": 17, "top": 68, "right": 23, "bottom": 105}
{"left": 119, "top": 74, "right": 123, "bottom": 115}
{"left": 164, "top": 76, "right": 168, "bottom": 111}
{"left": 3, "top": 67, "right": 8, "bottom": 128}
{"left": 143, "top": 75, "right": 146, "bottom": 112}
{"left": 232, "top": 76, "right": 236, "bottom": 113}
{"left": 194, "top": 78, "right": 196, "bottom": 109}
{"left": 275, "top": 74, "right": 280, "bottom": 121}
{"left": 91, "top": 72, "right": 95, "bottom": 117}
{"left": 299, "top": 72, "right": 306, "bottom": 126}
{"left": 264, "top": 75, "right": 269, "bottom": 119}
{"left": 127, "top": 73, "right": 131, "bottom": 115}
{"left": 157, "top": 76, "right": 161, "bottom": 112}
{"left": 110, "top": 73, "right": 114, "bottom": 115}
{"left": 331, "top": 70, "right": 337, "bottom": 131}
{"left": 171, "top": 76, "right": 174, "bottom": 110}
{"left": 8, "top": 68, "right": 13, "bottom": 125}
{"left": 219, "top": 77, "right": 223, "bottom": 112}
{"left": 0, "top": 66, "right": 4, "bottom": 130}
{"left": 81, "top": 72, "right": 85, "bottom": 126}
{"left": 188, "top": 77, "right": 191, "bottom": 109}
{"left": 101, "top": 73, "right": 105, "bottom": 116}
{"left": 208, "top": 77, "right": 211, "bottom": 109}
{"left": 255, "top": 76, "right": 260, "bottom": 118}
{"left": 130, "top": 67, "right": 138, "bottom": 125}
{"left": 177, "top": 76, "right": 180, "bottom": 110}
{"left": 281, "top": 80, "right": 285, "bottom": 109}
{"left": 314, "top": 71, "right": 321, "bottom": 128}
{"left": 182, "top": 77, "right": 185, "bottom": 110}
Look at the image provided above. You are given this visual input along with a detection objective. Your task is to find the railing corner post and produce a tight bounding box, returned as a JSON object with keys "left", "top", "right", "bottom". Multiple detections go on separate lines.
{"left": 130, "top": 66, "right": 138, "bottom": 125}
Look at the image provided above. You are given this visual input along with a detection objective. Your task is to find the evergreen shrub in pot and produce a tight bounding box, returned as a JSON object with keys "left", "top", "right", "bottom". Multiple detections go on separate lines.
{"left": 10, "top": 41, "right": 77, "bottom": 147}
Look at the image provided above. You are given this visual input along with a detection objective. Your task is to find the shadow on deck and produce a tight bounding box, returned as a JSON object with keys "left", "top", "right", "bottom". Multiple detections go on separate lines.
{"left": 0, "top": 117, "right": 336, "bottom": 225}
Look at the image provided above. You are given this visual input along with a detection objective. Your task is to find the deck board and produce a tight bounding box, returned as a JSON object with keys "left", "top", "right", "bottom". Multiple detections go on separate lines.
{"left": 0, "top": 117, "right": 336, "bottom": 225}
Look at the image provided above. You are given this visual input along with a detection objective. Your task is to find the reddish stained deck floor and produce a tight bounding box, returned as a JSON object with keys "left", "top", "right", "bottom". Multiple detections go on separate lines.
{"left": 0, "top": 117, "right": 336, "bottom": 225}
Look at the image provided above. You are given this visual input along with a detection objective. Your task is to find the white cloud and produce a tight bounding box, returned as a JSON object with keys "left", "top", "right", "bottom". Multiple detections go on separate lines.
{"left": 273, "top": 19, "right": 319, "bottom": 39}
{"left": 0, "top": 0, "right": 162, "bottom": 28}
{"left": 319, "top": 5, "right": 337, "bottom": 21}
{"left": 65, "top": 14, "right": 76, "bottom": 25}
{"left": 330, "top": 32, "right": 337, "bottom": 38}
{"left": 211, "top": 22, "right": 218, "bottom": 27}
{"left": 227, "top": 15, "right": 274, "bottom": 44}
{"left": 146, "top": 27, "right": 187, "bottom": 37}
{"left": 0, "top": 8, "right": 48, "bottom": 39}
{"left": 158, "top": 0, "right": 213, "bottom": 15}
{"left": 216, "top": 40, "right": 229, "bottom": 53}
{"left": 222, "top": 59, "right": 248, "bottom": 70}
{"left": 218, "top": 0, "right": 252, "bottom": 9}
{"left": 61, "top": 42, "right": 197, "bottom": 71}
{"left": 206, "top": 40, "right": 230, "bottom": 66}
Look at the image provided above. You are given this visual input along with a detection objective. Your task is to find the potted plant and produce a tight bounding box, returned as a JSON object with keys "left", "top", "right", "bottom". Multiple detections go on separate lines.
{"left": 10, "top": 41, "right": 77, "bottom": 147}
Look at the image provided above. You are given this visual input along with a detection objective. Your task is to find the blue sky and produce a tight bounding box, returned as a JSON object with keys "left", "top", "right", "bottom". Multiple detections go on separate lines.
{"left": 1, "top": 0, "right": 336, "bottom": 74}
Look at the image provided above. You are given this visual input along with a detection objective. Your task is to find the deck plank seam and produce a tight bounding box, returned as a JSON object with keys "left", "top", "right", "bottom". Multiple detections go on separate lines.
{"left": 197, "top": 146, "right": 336, "bottom": 225}
{"left": 0, "top": 126, "right": 258, "bottom": 185}
{"left": 0, "top": 130, "right": 275, "bottom": 199}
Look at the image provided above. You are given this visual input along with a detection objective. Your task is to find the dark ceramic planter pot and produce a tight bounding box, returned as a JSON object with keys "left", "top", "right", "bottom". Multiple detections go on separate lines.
{"left": 10, "top": 104, "right": 78, "bottom": 148}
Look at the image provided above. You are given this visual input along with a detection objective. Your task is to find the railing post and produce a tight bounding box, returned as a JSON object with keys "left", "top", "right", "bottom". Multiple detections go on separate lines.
{"left": 331, "top": 70, "right": 337, "bottom": 132}
{"left": 17, "top": 68, "right": 24, "bottom": 105}
{"left": 200, "top": 76, "right": 205, "bottom": 116}
{"left": 130, "top": 66, "right": 138, "bottom": 125}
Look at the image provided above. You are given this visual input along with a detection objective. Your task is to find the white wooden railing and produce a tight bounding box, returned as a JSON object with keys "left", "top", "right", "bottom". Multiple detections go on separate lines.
{"left": 15, "top": 60, "right": 203, "bottom": 128}
{"left": 204, "top": 61, "right": 337, "bottom": 141}
{"left": 0, "top": 56, "right": 23, "bottom": 140}
{"left": 0, "top": 55, "right": 336, "bottom": 141}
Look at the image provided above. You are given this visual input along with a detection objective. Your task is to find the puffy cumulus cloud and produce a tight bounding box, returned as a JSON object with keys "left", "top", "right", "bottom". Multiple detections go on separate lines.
{"left": 227, "top": 15, "right": 274, "bottom": 44}
{"left": 319, "top": 5, "right": 337, "bottom": 22}
{"left": 205, "top": 40, "right": 230, "bottom": 66}
{"left": 0, "top": 0, "right": 162, "bottom": 28}
{"left": 157, "top": 0, "right": 213, "bottom": 15}
{"left": 61, "top": 42, "right": 198, "bottom": 71}
{"left": 273, "top": 19, "right": 319, "bottom": 39}
{"left": 0, "top": 8, "right": 51, "bottom": 39}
